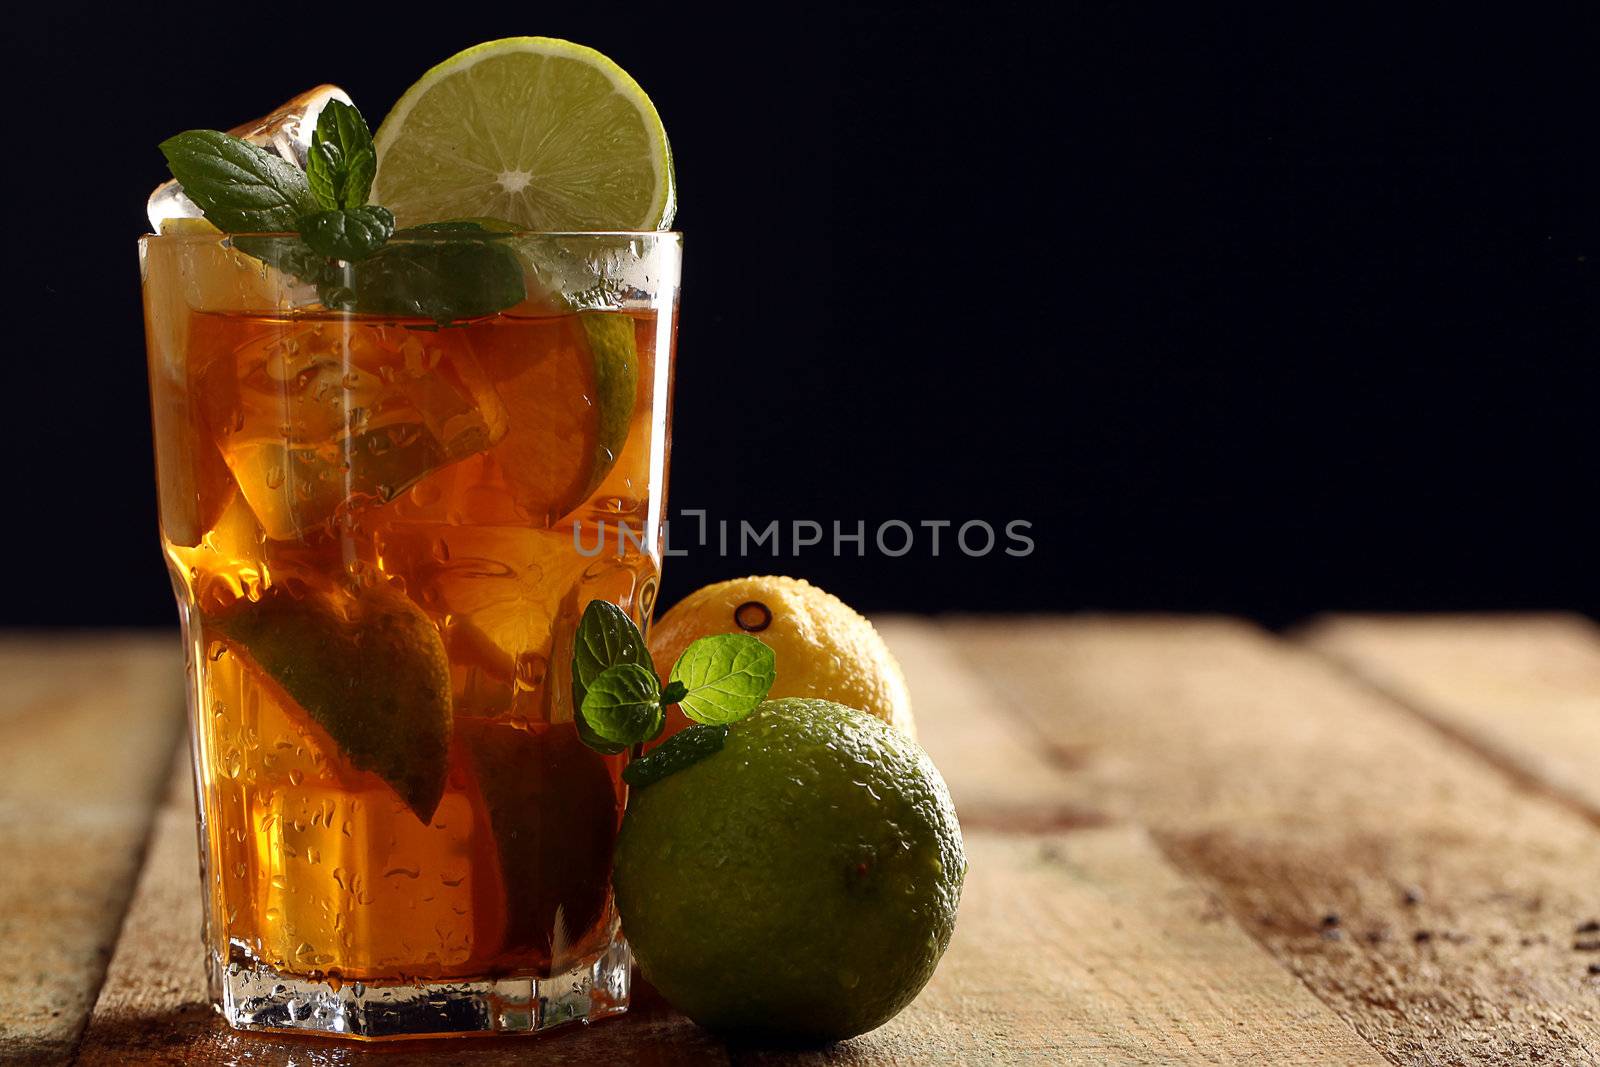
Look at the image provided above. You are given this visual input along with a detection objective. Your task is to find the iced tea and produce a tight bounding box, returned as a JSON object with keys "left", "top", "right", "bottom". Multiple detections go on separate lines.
{"left": 142, "top": 231, "right": 679, "bottom": 1036}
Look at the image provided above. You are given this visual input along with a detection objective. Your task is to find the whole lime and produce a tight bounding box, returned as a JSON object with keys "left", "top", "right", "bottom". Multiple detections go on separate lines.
{"left": 613, "top": 698, "right": 965, "bottom": 1042}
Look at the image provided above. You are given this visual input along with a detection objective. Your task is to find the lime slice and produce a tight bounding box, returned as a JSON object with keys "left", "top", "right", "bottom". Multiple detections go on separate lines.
{"left": 372, "top": 38, "right": 675, "bottom": 231}
{"left": 158, "top": 217, "right": 221, "bottom": 235}
{"left": 210, "top": 582, "right": 454, "bottom": 824}
{"left": 580, "top": 310, "right": 640, "bottom": 489}
{"left": 475, "top": 310, "right": 639, "bottom": 524}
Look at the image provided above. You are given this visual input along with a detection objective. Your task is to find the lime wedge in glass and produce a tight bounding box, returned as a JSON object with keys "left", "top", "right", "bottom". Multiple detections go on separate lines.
{"left": 372, "top": 37, "right": 675, "bottom": 231}
{"left": 210, "top": 582, "right": 454, "bottom": 824}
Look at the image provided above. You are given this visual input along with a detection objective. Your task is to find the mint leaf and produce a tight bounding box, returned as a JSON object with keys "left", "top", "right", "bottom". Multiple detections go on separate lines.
{"left": 306, "top": 140, "right": 342, "bottom": 210}
{"left": 569, "top": 599, "right": 654, "bottom": 754}
{"left": 580, "top": 663, "right": 664, "bottom": 745}
{"left": 306, "top": 100, "right": 376, "bottom": 210}
{"left": 574, "top": 705, "right": 629, "bottom": 755}
{"left": 231, "top": 234, "right": 334, "bottom": 287}
{"left": 299, "top": 206, "right": 395, "bottom": 260}
{"left": 235, "top": 223, "right": 524, "bottom": 324}
{"left": 159, "top": 130, "right": 316, "bottom": 233}
{"left": 571, "top": 600, "right": 651, "bottom": 702}
{"left": 622, "top": 724, "right": 729, "bottom": 789}
{"left": 331, "top": 234, "right": 526, "bottom": 324}
{"left": 669, "top": 635, "right": 777, "bottom": 725}
{"left": 660, "top": 680, "right": 689, "bottom": 705}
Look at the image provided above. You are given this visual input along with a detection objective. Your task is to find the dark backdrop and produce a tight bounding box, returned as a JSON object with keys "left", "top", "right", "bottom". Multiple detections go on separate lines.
{"left": 5, "top": 5, "right": 1597, "bottom": 627}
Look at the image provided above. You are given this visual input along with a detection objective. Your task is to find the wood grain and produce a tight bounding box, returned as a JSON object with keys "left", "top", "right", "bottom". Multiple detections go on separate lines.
{"left": 1302, "top": 613, "right": 1600, "bottom": 825}
{"left": 947, "top": 616, "right": 1600, "bottom": 1067}
{"left": 0, "top": 633, "right": 184, "bottom": 1065}
{"left": 75, "top": 778, "right": 1384, "bottom": 1066}
{"left": 736, "top": 827, "right": 1383, "bottom": 1067}
{"left": 71, "top": 619, "right": 1389, "bottom": 1065}
{"left": 874, "top": 616, "right": 1107, "bottom": 830}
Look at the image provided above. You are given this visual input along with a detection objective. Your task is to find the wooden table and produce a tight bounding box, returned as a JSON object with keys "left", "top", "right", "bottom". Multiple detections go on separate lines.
{"left": 3, "top": 617, "right": 1598, "bottom": 1066}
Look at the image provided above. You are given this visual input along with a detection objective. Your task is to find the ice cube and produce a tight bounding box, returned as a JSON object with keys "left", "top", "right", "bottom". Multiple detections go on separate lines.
{"left": 518, "top": 234, "right": 678, "bottom": 312}
{"left": 204, "top": 319, "right": 508, "bottom": 541}
{"left": 148, "top": 85, "right": 353, "bottom": 232}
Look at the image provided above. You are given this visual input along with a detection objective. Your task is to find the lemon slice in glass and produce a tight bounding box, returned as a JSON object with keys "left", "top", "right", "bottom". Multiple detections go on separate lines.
{"left": 372, "top": 37, "right": 675, "bottom": 231}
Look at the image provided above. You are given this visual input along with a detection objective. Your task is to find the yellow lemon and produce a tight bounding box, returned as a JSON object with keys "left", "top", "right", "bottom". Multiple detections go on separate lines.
{"left": 648, "top": 576, "right": 915, "bottom": 738}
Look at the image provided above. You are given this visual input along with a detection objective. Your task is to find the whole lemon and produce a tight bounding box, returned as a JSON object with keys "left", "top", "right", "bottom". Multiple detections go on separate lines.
{"left": 613, "top": 698, "right": 965, "bottom": 1041}
{"left": 648, "top": 576, "right": 915, "bottom": 737}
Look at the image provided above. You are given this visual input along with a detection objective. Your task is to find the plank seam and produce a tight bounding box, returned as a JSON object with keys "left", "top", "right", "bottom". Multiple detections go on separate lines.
{"left": 1144, "top": 829, "right": 1410, "bottom": 1067}
{"left": 1294, "top": 628, "right": 1600, "bottom": 834}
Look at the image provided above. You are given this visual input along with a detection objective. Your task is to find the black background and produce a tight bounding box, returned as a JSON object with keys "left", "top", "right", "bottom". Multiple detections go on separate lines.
{"left": 5, "top": 5, "right": 1597, "bottom": 628}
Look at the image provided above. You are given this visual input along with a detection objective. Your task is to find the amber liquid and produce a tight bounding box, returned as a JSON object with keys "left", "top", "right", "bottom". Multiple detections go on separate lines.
{"left": 148, "top": 299, "right": 672, "bottom": 985}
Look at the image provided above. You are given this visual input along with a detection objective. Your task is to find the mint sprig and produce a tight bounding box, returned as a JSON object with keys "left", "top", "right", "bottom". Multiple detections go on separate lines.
{"left": 296, "top": 101, "right": 394, "bottom": 260}
{"left": 157, "top": 107, "right": 526, "bottom": 324}
{"left": 569, "top": 600, "right": 778, "bottom": 781}
{"left": 571, "top": 600, "right": 653, "bottom": 755}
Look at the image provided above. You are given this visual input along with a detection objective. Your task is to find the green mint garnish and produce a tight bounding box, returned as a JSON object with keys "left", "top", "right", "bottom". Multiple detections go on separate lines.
{"left": 298, "top": 205, "right": 395, "bottom": 260}
{"left": 295, "top": 101, "right": 393, "bottom": 261}
{"left": 622, "top": 724, "right": 729, "bottom": 789}
{"left": 669, "top": 635, "right": 778, "bottom": 725}
{"left": 573, "top": 701, "right": 628, "bottom": 756}
{"left": 158, "top": 107, "right": 527, "bottom": 323}
{"left": 231, "top": 234, "right": 334, "bottom": 288}
{"left": 572, "top": 600, "right": 652, "bottom": 701}
{"left": 158, "top": 130, "right": 316, "bottom": 233}
{"left": 305, "top": 100, "right": 377, "bottom": 211}
{"left": 332, "top": 230, "right": 526, "bottom": 321}
{"left": 570, "top": 600, "right": 654, "bottom": 755}
{"left": 568, "top": 600, "right": 777, "bottom": 782}
{"left": 581, "top": 663, "right": 666, "bottom": 746}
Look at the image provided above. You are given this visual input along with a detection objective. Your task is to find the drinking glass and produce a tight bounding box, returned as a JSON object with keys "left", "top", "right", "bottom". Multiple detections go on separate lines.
{"left": 140, "top": 229, "right": 680, "bottom": 1038}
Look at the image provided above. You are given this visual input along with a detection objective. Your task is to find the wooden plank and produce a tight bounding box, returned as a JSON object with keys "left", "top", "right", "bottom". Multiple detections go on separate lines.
{"left": 946, "top": 617, "right": 1600, "bottom": 1067}
{"left": 874, "top": 616, "right": 1108, "bottom": 830}
{"left": 1302, "top": 613, "right": 1600, "bottom": 824}
{"left": 76, "top": 780, "right": 1383, "bottom": 1066}
{"left": 736, "top": 827, "right": 1383, "bottom": 1067}
{"left": 772, "top": 619, "right": 1380, "bottom": 1065}
{"left": 0, "top": 633, "right": 185, "bottom": 1066}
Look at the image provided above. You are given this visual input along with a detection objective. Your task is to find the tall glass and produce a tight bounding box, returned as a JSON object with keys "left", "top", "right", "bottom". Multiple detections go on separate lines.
{"left": 140, "top": 231, "right": 680, "bottom": 1039}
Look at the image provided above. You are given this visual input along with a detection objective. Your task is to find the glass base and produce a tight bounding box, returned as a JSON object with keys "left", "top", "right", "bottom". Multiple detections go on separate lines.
{"left": 211, "top": 934, "right": 631, "bottom": 1040}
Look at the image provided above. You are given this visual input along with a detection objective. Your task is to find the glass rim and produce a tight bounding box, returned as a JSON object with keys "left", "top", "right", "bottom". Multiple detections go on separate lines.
{"left": 141, "top": 229, "right": 682, "bottom": 242}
